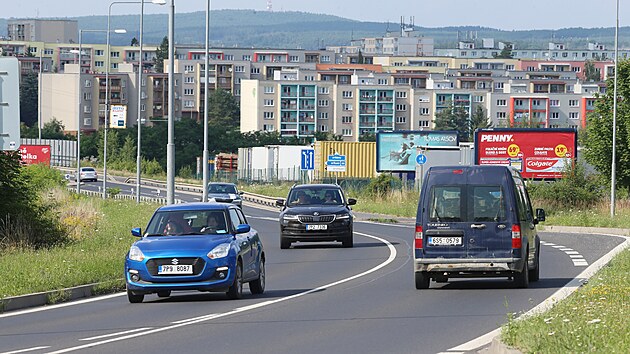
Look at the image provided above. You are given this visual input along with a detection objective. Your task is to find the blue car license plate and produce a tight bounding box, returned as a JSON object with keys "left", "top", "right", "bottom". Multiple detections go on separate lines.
{"left": 158, "top": 264, "right": 193, "bottom": 275}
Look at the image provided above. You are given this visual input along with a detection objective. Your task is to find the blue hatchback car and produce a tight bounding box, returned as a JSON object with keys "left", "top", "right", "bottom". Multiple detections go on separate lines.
{"left": 125, "top": 202, "right": 265, "bottom": 303}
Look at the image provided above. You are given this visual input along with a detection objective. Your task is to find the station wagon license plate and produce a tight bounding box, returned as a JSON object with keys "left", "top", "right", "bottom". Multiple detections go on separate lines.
{"left": 428, "top": 236, "right": 462, "bottom": 246}
{"left": 306, "top": 224, "right": 327, "bottom": 231}
{"left": 158, "top": 264, "right": 193, "bottom": 275}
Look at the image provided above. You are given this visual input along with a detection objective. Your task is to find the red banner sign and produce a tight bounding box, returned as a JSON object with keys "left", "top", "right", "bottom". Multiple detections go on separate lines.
{"left": 475, "top": 129, "right": 577, "bottom": 179}
{"left": 19, "top": 145, "right": 51, "bottom": 166}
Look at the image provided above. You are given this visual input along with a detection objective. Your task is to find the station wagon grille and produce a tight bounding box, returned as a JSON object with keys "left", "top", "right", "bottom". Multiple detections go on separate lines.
{"left": 298, "top": 215, "right": 335, "bottom": 223}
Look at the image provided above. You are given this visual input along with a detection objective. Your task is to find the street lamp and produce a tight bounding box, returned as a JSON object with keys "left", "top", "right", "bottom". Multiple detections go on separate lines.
{"left": 104, "top": 0, "right": 166, "bottom": 200}
{"left": 611, "top": 0, "right": 620, "bottom": 217}
{"left": 166, "top": 0, "right": 175, "bottom": 204}
{"left": 75, "top": 28, "right": 125, "bottom": 195}
{"left": 202, "top": 0, "right": 211, "bottom": 202}
{"left": 38, "top": 48, "right": 43, "bottom": 142}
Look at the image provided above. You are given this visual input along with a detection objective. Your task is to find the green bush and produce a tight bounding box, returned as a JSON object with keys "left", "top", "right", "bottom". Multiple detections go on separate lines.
{"left": 365, "top": 173, "right": 402, "bottom": 196}
{"left": 142, "top": 158, "right": 163, "bottom": 176}
{"left": 527, "top": 162, "right": 603, "bottom": 210}
{"left": 178, "top": 165, "right": 193, "bottom": 179}
{"left": 21, "top": 164, "right": 66, "bottom": 192}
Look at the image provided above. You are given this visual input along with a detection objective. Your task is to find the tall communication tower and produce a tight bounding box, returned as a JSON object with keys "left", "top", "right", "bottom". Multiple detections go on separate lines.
{"left": 267, "top": 0, "right": 273, "bottom": 11}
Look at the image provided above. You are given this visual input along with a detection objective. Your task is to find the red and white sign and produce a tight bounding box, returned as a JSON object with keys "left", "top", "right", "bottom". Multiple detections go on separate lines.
{"left": 19, "top": 145, "right": 51, "bottom": 166}
{"left": 475, "top": 129, "right": 577, "bottom": 179}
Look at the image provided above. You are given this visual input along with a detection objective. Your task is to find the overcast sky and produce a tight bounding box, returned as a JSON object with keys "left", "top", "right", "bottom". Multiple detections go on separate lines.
{"left": 2, "top": 0, "right": 622, "bottom": 31}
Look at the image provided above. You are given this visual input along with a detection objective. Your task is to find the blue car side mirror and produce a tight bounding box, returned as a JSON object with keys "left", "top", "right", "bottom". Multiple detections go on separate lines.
{"left": 131, "top": 227, "right": 142, "bottom": 237}
{"left": 236, "top": 224, "right": 251, "bottom": 234}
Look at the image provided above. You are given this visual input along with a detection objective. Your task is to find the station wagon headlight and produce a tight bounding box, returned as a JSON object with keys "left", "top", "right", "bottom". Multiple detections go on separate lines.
{"left": 337, "top": 213, "right": 351, "bottom": 219}
{"left": 283, "top": 214, "right": 299, "bottom": 221}
{"left": 208, "top": 243, "right": 230, "bottom": 259}
{"left": 128, "top": 246, "right": 145, "bottom": 262}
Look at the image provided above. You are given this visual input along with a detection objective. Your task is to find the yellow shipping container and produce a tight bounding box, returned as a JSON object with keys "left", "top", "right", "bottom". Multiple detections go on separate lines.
{"left": 314, "top": 141, "right": 377, "bottom": 179}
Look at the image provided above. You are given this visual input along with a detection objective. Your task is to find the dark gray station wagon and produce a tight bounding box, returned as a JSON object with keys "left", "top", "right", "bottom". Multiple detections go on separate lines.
{"left": 414, "top": 165, "right": 545, "bottom": 289}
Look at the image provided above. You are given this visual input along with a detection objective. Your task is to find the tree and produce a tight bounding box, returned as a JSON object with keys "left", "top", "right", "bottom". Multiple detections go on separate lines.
{"left": 433, "top": 100, "right": 471, "bottom": 142}
{"left": 469, "top": 105, "right": 492, "bottom": 140}
{"left": 584, "top": 60, "right": 601, "bottom": 82}
{"left": 583, "top": 58, "right": 630, "bottom": 190}
{"left": 313, "top": 131, "right": 343, "bottom": 141}
{"left": 130, "top": 37, "right": 139, "bottom": 46}
{"left": 207, "top": 89, "right": 240, "bottom": 129}
{"left": 20, "top": 72, "right": 39, "bottom": 127}
{"left": 494, "top": 43, "right": 513, "bottom": 59}
{"left": 154, "top": 36, "right": 168, "bottom": 73}
{"left": 359, "top": 131, "right": 375, "bottom": 142}
{"left": 41, "top": 118, "right": 70, "bottom": 140}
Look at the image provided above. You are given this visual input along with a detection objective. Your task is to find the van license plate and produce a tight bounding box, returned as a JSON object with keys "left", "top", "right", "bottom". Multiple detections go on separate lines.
{"left": 306, "top": 224, "right": 327, "bottom": 230}
{"left": 428, "top": 237, "right": 462, "bottom": 246}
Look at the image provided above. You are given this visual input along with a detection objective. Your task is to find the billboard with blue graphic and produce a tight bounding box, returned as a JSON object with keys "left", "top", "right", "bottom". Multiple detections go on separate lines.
{"left": 376, "top": 131, "right": 459, "bottom": 172}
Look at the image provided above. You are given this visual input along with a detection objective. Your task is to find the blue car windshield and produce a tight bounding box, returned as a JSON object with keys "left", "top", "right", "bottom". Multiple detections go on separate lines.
{"left": 145, "top": 210, "right": 229, "bottom": 236}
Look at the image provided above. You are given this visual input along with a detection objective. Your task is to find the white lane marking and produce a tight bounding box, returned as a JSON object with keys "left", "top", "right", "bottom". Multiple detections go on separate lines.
{"left": 246, "top": 216, "right": 278, "bottom": 222}
{"left": 170, "top": 313, "right": 221, "bottom": 324}
{"left": 0, "top": 293, "right": 126, "bottom": 319}
{"left": 569, "top": 254, "right": 584, "bottom": 258}
{"left": 446, "top": 233, "right": 630, "bottom": 353}
{"left": 47, "top": 232, "right": 396, "bottom": 353}
{"left": 541, "top": 242, "right": 555, "bottom": 246}
{"left": 0, "top": 347, "right": 50, "bottom": 354}
{"left": 559, "top": 248, "right": 573, "bottom": 251}
{"left": 552, "top": 245, "right": 565, "bottom": 248}
{"left": 573, "top": 260, "right": 589, "bottom": 266}
{"left": 565, "top": 251, "right": 579, "bottom": 255}
{"left": 79, "top": 328, "right": 152, "bottom": 341}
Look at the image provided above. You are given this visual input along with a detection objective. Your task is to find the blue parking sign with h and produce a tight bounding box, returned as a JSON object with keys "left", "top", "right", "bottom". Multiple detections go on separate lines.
{"left": 301, "top": 149, "right": 315, "bottom": 170}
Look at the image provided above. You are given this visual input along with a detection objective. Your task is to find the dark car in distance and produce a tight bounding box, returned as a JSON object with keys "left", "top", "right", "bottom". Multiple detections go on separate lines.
{"left": 277, "top": 184, "right": 356, "bottom": 249}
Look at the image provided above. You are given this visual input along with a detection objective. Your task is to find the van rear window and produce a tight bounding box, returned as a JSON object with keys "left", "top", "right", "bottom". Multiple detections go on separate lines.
{"left": 428, "top": 185, "right": 505, "bottom": 222}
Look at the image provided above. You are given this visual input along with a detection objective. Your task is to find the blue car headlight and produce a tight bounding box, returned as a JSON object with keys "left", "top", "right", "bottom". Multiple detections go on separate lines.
{"left": 208, "top": 243, "right": 231, "bottom": 259}
{"left": 129, "top": 245, "right": 145, "bottom": 261}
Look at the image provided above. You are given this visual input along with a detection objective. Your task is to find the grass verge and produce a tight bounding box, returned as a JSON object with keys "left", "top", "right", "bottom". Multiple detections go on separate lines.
{"left": 502, "top": 248, "right": 630, "bottom": 353}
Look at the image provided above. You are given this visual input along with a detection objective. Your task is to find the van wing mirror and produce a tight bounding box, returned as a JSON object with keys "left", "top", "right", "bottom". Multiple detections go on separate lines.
{"left": 536, "top": 208, "right": 546, "bottom": 222}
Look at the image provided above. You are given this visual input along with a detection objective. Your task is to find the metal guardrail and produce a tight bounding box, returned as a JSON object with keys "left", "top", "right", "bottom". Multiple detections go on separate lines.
{"left": 68, "top": 187, "right": 173, "bottom": 204}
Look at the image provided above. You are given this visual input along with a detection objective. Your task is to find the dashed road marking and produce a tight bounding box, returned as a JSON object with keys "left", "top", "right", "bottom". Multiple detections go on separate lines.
{"left": 541, "top": 241, "right": 588, "bottom": 267}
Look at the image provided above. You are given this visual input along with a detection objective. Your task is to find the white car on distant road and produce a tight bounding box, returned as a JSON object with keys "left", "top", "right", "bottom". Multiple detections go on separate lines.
{"left": 78, "top": 167, "right": 98, "bottom": 182}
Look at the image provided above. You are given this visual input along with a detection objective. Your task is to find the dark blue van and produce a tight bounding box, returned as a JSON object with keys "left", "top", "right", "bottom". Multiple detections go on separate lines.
{"left": 414, "top": 165, "right": 545, "bottom": 289}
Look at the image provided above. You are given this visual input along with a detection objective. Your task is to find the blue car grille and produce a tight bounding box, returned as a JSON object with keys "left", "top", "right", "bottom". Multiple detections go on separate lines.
{"left": 146, "top": 257, "right": 205, "bottom": 276}
{"left": 298, "top": 215, "right": 335, "bottom": 223}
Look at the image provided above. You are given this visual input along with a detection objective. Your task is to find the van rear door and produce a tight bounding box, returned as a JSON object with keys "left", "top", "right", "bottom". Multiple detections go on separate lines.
{"left": 465, "top": 185, "right": 512, "bottom": 258}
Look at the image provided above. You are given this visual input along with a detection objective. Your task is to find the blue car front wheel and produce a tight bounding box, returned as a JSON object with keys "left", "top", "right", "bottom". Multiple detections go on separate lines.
{"left": 226, "top": 262, "right": 243, "bottom": 299}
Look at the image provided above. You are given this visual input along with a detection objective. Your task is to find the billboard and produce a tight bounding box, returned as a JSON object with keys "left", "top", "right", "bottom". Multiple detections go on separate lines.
{"left": 376, "top": 131, "right": 459, "bottom": 172}
{"left": 19, "top": 145, "right": 51, "bottom": 165}
{"left": 109, "top": 105, "right": 127, "bottom": 129}
{"left": 474, "top": 128, "right": 578, "bottom": 179}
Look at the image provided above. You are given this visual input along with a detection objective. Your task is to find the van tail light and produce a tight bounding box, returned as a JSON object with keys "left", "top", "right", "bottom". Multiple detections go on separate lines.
{"left": 511, "top": 224, "right": 522, "bottom": 249}
{"left": 415, "top": 225, "right": 423, "bottom": 249}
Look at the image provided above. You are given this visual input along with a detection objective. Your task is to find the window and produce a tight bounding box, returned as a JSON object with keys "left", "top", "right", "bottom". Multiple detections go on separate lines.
{"left": 264, "top": 86, "right": 274, "bottom": 94}
{"left": 321, "top": 55, "right": 331, "bottom": 63}
{"left": 550, "top": 112, "right": 559, "bottom": 119}
{"left": 184, "top": 88, "right": 194, "bottom": 95}
{"left": 83, "top": 105, "right": 91, "bottom": 113}
{"left": 318, "top": 99, "right": 329, "bottom": 107}
{"left": 84, "top": 80, "right": 91, "bottom": 88}
{"left": 95, "top": 49, "right": 104, "bottom": 56}
{"left": 110, "top": 51, "right": 120, "bottom": 58}
{"left": 569, "top": 112, "right": 579, "bottom": 119}
{"left": 420, "top": 108, "right": 429, "bottom": 115}
{"left": 396, "top": 104, "right": 407, "bottom": 111}
{"left": 251, "top": 67, "right": 260, "bottom": 74}
{"left": 473, "top": 95, "right": 484, "bottom": 102}
{"left": 569, "top": 99, "right": 579, "bottom": 107}
{"left": 224, "top": 54, "right": 234, "bottom": 60}
{"left": 141, "top": 103, "right": 146, "bottom": 111}
{"left": 515, "top": 99, "right": 524, "bottom": 106}
{"left": 185, "top": 77, "right": 195, "bottom": 84}
{"left": 377, "top": 78, "right": 388, "bottom": 85}
{"left": 263, "top": 124, "right": 275, "bottom": 131}
{"left": 342, "top": 91, "right": 353, "bottom": 98}
{"left": 342, "top": 103, "right": 353, "bottom": 111}
{"left": 264, "top": 99, "right": 274, "bottom": 106}
{"left": 83, "top": 92, "right": 91, "bottom": 100}
{"left": 111, "top": 63, "right": 118, "bottom": 69}
{"left": 506, "top": 65, "right": 515, "bottom": 70}
{"left": 319, "top": 112, "right": 328, "bottom": 119}
{"left": 95, "top": 61, "right": 104, "bottom": 67}
{"left": 495, "top": 82, "right": 504, "bottom": 89}
{"left": 418, "top": 96, "right": 430, "bottom": 102}
{"left": 342, "top": 116, "right": 352, "bottom": 124}
{"left": 396, "top": 116, "right": 406, "bottom": 123}
{"left": 184, "top": 100, "right": 194, "bottom": 108}
{"left": 419, "top": 120, "right": 430, "bottom": 128}
{"left": 320, "top": 124, "right": 328, "bottom": 132}
{"left": 289, "top": 55, "right": 300, "bottom": 62}
{"left": 532, "top": 99, "right": 542, "bottom": 106}
{"left": 342, "top": 129, "right": 352, "bottom": 136}
{"left": 496, "top": 112, "right": 507, "bottom": 119}
{"left": 304, "top": 75, "right": 315, "bottom": 81}
{"left": 319, "top": 87, "right": 329, "bottom": 94}
{"left": 497, "top": 99, "right": 507, "bottom": 106}
{"left": 234, "top": 65, "right": 245, "bottom": 73}
{"left": 550, "top": 99, "right": 560, "bottom": 107}
{"left": 242, "top": 55, "right": 251, "bottom": 61}
{"left": 396, "top": 91, "right": 407, "bottom": 98}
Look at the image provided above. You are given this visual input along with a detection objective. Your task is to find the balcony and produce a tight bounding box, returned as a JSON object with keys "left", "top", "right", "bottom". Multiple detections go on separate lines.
{"left": 377, "top": 96, "right": 393, "bottom": 102}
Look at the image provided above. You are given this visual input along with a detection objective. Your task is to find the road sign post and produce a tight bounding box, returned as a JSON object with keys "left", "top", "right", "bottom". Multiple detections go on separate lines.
{"left": 415, "top": 149, "right": 427, "bottom": 192}
{"left": 326, "top": 153, "right": 346, "bottom": 184}
{"left": 0, "top": 57, "right": 21, "bottom": 151}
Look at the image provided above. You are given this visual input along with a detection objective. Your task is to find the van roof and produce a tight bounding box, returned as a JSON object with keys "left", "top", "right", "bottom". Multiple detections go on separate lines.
{"left": 425, "top": 165, "right": 516, "bottom": 185}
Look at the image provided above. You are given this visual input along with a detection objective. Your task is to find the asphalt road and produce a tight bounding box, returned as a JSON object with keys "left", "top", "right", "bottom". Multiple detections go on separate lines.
{"left": 0, "top": 200, "right": 625, "bottom": 354}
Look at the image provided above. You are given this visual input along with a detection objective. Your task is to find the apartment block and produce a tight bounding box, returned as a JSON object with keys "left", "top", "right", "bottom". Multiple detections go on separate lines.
{"left": 7, "top": 19, "right": 78, "bottom": 43}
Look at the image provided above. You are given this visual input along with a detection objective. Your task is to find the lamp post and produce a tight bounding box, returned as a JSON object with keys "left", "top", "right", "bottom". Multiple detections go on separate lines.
{"left": 104, "top": 0, "right": 166, "bottom": 200}
{"left": 38, "top": 48, "right": 43, "bottom": 142}
{"left": 202, "top": 0, "right": 211, "bottom": 202}
{"left": 166, "top": 0, "right": 175, "bottom": 204}
{"left": 611, "top": 0, "right": 620, "bottom": 217}
{"left": 76, "top": 28, "right": 125, "bottom": 196}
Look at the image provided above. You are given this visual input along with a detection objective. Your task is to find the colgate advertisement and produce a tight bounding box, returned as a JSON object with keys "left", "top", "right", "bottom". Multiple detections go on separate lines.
{"left": 474, "top": 128, "right": 577, "bottom": 179}
{"left": 19, "top": 145, "right": 51, "bottom": 166}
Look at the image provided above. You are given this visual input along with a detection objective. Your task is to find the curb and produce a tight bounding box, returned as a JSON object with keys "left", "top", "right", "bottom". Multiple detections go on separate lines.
{"left": 0, "top": 283, "right": 108, "bottom": 313}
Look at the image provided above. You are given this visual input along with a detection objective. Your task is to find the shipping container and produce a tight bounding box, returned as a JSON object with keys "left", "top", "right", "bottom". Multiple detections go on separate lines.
{"left": 315, "top": 141, "right": 377, "bottom": 179}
